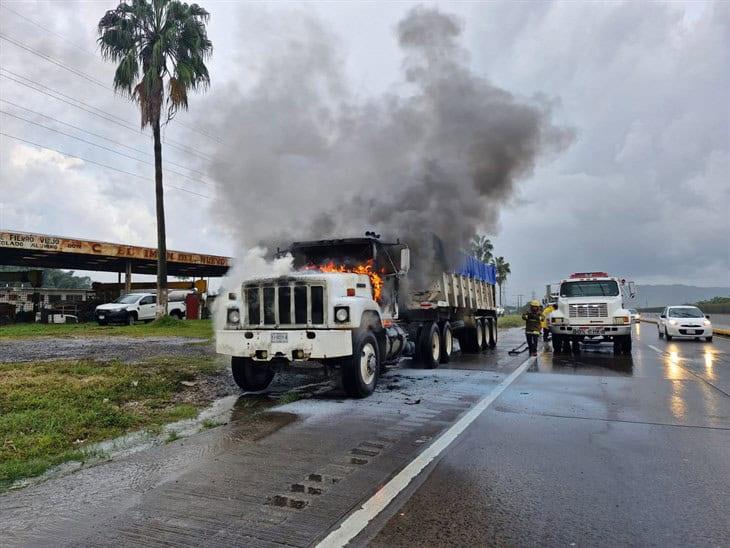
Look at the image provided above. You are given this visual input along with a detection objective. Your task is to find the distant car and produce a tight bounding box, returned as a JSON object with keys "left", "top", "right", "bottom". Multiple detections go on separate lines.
{"left": 628, "top": 308, "right": 640, "bottom": 322}
{"left": 657, "top": 306, "right": 712, "bottom": 342}
{"left": 95, "top": 292, "right": 186, "bottom": 325}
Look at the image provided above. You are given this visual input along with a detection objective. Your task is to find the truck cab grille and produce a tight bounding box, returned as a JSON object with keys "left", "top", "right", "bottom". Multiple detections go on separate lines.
{"left": 569, "top": 303, "right": 608, "bottom": 318}
{"left": 244, "top": 283, "right": 326, "bottom": 327}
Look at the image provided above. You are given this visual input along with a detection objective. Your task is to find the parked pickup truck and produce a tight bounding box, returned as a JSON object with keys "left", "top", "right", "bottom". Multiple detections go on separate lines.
{"left": 95, "top": 292, "right": 186, "bottom": 325}
{"left": 217, "top": 235, "right": 498, "bottom": 398}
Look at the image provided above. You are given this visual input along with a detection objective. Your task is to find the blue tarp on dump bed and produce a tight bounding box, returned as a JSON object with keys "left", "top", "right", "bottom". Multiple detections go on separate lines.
{"left": 457, "top": 254, "right": 497, "bottom": 285}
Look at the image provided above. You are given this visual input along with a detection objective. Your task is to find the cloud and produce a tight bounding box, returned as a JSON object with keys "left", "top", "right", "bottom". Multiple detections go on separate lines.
{"left": 478, "top": 1, "right": 730, "bottom": 297}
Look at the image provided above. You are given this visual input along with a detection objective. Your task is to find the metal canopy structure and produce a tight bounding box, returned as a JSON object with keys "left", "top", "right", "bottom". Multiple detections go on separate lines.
{"left": 0, "top": 230, "right": 231, "bottom": 277}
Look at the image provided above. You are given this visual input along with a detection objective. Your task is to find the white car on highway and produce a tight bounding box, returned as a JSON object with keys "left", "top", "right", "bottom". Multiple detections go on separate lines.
{"left": 657, "top": 306, "right": 713, "bottom": 342}
{"left": 628, "top": 308, "right": 640, "bottom": 323}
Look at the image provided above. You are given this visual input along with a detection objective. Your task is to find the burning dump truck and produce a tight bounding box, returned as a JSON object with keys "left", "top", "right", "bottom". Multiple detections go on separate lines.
{"left": 216, "top": 235, "right": 498, "bottom": 398}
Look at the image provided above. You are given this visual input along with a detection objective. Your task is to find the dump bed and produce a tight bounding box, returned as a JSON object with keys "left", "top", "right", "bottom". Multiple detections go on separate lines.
{"left": 409, "top": 255, "right": 497, "bottom": 312}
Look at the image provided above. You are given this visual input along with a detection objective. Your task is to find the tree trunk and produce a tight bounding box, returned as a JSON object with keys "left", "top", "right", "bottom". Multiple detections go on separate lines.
{"left": 153, "top": 119, "right": 168, "bottom": 319}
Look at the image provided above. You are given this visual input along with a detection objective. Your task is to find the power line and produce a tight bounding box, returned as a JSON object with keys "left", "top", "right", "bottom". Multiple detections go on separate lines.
{"left": 0, "top": 4, "right": 99, "bottom": 59}
{"left": 0, "top": 109, "right": 217, "bottom": 189}
{"left": 0, "top": 98, "right": 152, "bottom": 158}
{"left": 0, "top": 132, "right": 211, "bottom": 200}
{"left": 0, "top": 33, "right": 109, "bottom": 90}
{"left": 0, "top": 25, "right": 224, "bottom": 146}
{"left": 0, "top": 69, "right": 214, "bottom": 161}
{"left": 0, "top": 98, "right": 210, "bottom": 178}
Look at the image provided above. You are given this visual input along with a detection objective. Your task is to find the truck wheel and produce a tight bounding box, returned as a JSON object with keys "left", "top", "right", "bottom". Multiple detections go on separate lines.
{"left": 439, "top": 322, "right": 453, "bottom": 364}
{"left": 98, "top": 320, "right": 108, "bottom": 326}
{"left": 127, "top": 312, "right": 137, "bottom": 326}
{"left": 231, "top": 357, "right": 275, "bottom": 392}
{"left": 613, "top": 337, "right": 623, "bottom": 354}
{"left": 416, "top": 322, "right": 441, "bottom": 369}
{"left": 658, "top": 327, "right": 664, "bottom": 339}
{"left": 476, "top": 319, "right": 485, "bottom": 351}
{"left": 571, "top": 338, "right": 581, "bottom": 354}
{"left": 460, "top": 327, "right": 478, "bottom": 353}
{"left": 624, "top": 336, "right": 632, "bottom": 353}
{"left": 170, "top": 310, "right": 182, "bottom": 320}
{"left": 665, "top": 329, "right": 673, "bottom": 341}
{"left": 343, "top": 332, "right": 380, "bottom": 398}
{"left": 487, "top": 318, "right": 497, "bottom": 349}
{"left": 553, "top": 334, "right": 563, "bottom": 353}
{"left": 706, "top": 336, "right": 713, "bottom": 342}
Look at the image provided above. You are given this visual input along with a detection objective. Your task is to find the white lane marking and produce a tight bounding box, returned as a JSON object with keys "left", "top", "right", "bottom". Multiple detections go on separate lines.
{"left": 648, "top": 344, "right": 665, "bottom": 355}
{"left": 316, "top": 356, "right": 534, "bottom": 548}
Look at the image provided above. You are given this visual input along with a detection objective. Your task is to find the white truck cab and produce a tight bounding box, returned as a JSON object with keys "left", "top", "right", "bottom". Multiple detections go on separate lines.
{"left": 217, "top": 236, "right": 498, "bottom": 398}
{"left": 95, "top": 292, "right": 186, "bottom": 325}
{"left": 549, "top": 272, "right": 636, "bottom": 354}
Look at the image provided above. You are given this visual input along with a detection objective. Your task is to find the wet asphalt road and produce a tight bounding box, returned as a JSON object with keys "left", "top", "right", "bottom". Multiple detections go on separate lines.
{"left": 2, "top": 327, "right": 728, "bottom": 547}
{"left": 367, "top": 323, "right": 730, "bottom": 547}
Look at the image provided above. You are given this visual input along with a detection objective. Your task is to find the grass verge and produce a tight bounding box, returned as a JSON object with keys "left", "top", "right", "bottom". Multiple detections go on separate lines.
{"left": 497, "top": 314, "right": 523, "bottom": 329}
{"left": 0, "top": 355, "right": 221, "bottom": 490}
{"left": 0, "top": 318, "right": 213, "bottom": 340}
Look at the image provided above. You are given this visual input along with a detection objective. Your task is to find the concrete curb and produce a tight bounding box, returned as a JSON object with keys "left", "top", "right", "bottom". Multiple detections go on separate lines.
{"left": 639, "top": 318, "right": 730, "bottom": 337}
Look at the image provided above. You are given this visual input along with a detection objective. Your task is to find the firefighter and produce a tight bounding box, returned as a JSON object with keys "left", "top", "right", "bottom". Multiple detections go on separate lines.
{"left": 542, "top": 301, "right": 556, "bottom": 342}
{"left": 522, "top": 300, "right": 544, "bottom": 356}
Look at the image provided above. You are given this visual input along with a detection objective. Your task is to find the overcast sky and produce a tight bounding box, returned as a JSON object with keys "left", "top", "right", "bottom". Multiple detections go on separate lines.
{"left": 1, "top": 1, "right": 728, "bottom": 302}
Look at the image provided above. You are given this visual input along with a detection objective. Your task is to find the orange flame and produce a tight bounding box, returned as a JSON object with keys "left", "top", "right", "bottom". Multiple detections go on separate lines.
{"left": 304, "top": 259, "right": 383, "bottom": 301}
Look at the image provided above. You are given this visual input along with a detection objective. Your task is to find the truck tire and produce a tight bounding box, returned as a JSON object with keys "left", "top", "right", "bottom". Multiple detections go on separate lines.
{"left": 343, "top": 332, "right": 380, "bottom": 398}
{"left": 571, "top": 338, "right": 581, "bottom": 354}
{"left": 127, "top": 312, "right": 137, "bottom": 326}
{"left": 553, "top": 334, "right": 563, "bottom": 353}
{"left": 658, "top": 327, "right": 664, "bottom": 339}
{"left": 665, "top": 329, "right": 673, "bottom": 341}
{"left": 439, "top": 322, "right": 453, "bottom": 364}
{"left": 231, "top": 357, "right": 275, "bottom": 391}
{"left": 613, "top": 337, "right": 623, "bottom": 354}
{"left": 98, "top": 320, "right": 108, "bottom": 326}
{"left": 460, "top": 322, "right": 480, "bottom": 354}
{"left": 476, "top": 319, "right": 485, "bottom": 351}
{"left": 487, "top": 318, "right": 497, "bottom": 349}
{"left": 170, "top": 310, "right": 183, "bottom": 320}
{"left": 624, "top": 336, "right": 632, "bottom": 353}
{"left": 416, "top": 322, "right": 441, "bottom": 369}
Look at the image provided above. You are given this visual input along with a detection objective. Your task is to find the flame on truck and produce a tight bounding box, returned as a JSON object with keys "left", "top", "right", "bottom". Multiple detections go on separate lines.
{"left": 303, "top": 259, "right": 384, "bottom": 302}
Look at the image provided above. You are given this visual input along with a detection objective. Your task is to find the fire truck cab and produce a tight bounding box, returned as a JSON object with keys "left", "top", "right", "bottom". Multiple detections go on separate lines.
{"left": 549, "top": 272, "right": 636, "bottom": 354}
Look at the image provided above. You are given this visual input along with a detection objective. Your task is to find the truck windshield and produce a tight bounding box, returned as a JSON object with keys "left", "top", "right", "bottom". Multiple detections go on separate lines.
{"left": 560, "top": 281, "right": 619, "bottom": 297}
{"left": 289, "top": 242, "right": 374, "bottom": 270}
{"left": 114, "top": 294, "right": 142, "bottom": 304}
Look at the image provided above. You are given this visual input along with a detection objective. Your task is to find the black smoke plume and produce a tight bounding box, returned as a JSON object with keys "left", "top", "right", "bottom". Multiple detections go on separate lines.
{"left": 204, "top": 6, "right": 572, "bottom": 287}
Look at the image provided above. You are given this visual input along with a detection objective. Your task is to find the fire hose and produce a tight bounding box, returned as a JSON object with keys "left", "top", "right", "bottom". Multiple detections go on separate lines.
{"left": 508, "top": 341, "right": 529, "bottom": 355}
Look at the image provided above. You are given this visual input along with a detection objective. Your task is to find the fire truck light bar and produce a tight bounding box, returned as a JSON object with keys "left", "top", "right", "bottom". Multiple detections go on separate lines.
{"left": 570, "top": 272, "right": 609, "bottom": 279}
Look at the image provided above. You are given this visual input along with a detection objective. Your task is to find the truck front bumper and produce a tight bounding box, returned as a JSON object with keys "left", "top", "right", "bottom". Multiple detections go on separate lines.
{"left": 550, "top": 324, "right": 632, "bottom": 337}
{"left": 216, "top": 329, "right": 353, "bottom": 361}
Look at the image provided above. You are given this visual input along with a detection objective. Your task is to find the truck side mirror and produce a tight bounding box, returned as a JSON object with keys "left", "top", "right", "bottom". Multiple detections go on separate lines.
{"left": 705, "top": 314, "right": 711, "bottom": 319}
{"left": 660, "top": 314, "right": 666, "bottom": 319}
{"left": 628, "top": 281, "right": 636, "bottom": 299}
{"left": 399, "top": 248, "right": 410, "bottom": 276}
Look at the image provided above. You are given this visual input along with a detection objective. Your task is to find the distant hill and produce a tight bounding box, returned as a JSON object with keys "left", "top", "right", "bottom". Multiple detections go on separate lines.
{"left": 635, "top": 285, "right": 730, "bottom": 308}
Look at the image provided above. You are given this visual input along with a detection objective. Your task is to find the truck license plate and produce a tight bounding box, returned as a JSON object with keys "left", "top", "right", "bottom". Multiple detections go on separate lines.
{"left": 271, "top": 332, "right": 288, "bottom": 343}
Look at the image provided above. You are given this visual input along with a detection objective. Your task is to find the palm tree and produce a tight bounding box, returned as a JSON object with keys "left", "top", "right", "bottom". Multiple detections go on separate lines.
{"left": 98, "top": 0, "right": 212, "bottom": 316}
{"left": 470, "top": 234, "right": 494, "bottom": 264}
{"left": 494, "top": 256, "right": 511, "bottom": 307}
